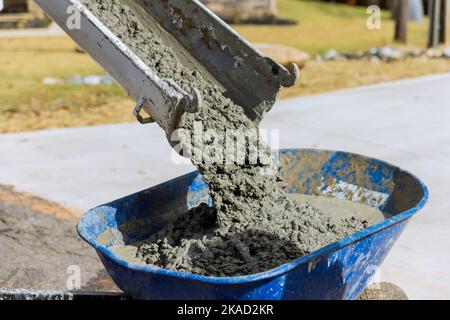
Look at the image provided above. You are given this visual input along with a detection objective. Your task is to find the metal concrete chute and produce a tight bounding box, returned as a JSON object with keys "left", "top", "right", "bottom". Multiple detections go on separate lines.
{"left": 34, "top": 0, "right": 299, "bottom": 140}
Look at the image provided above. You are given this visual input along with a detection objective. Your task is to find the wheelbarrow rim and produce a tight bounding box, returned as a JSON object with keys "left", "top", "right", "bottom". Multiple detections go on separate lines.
{"left": 78, "top": 148, "right": 429, "bottom": 285}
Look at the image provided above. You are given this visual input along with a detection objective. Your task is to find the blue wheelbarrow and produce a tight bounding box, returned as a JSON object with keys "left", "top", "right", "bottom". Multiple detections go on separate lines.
{"left": 77, "top": 149, "right": 428, "bottom": 300}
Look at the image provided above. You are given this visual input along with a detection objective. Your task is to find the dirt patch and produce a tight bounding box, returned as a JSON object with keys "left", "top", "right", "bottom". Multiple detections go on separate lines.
{"left": 0, "top": 184, "right": 117, "bottom": 291}
{"left": 0, "top": 184, "right": 78, "bottom": 220}
{"left": 359, "top": 282, "right": 408, "bottom": 300}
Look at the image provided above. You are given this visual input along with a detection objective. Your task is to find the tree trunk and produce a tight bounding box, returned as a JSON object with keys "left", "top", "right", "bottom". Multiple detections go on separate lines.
{"left": 428, "top": 0, "right": 442, "bottom": 47}
{"left": 394, "top": 0, "right": 409, "bottom": 43}
{"left": 439, "top": 0, "right": 448, "bottom": 43}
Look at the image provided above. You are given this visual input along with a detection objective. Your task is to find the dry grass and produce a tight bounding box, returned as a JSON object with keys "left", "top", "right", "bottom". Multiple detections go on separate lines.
{"left": 234, "top": 0, "right": 441, "bottom": 55}
{"left": 1, "top": 0, "right": 450, "bottom": 133}
{"left": 282, "top": 58, "right": 450, "bottom": 98}
{"left": 0, "top": 37, "right": 133, "bottom": 133}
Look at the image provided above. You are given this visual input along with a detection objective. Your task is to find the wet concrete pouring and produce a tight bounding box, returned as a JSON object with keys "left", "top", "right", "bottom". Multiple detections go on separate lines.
{"left": 82, "top": 0, "right": 374, "bottom": 277}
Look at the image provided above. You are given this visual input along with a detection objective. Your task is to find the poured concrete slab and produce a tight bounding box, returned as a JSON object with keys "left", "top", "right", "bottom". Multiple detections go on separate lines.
{"left": 0, "top": 123, "right": 194, "bottom": 211}
{"left": 0, "top": 73, "right": 449, "bottom": 299}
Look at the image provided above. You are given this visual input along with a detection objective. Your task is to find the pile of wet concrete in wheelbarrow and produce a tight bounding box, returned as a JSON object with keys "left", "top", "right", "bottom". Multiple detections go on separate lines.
{"left": 0, "top": 185, "right": 407, "bottom": 299}
{"left": 81, "top": 0, "right": 380, "bottom": 278}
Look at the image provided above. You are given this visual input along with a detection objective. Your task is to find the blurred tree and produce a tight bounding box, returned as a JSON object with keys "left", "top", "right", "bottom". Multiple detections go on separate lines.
{"left": 394, "top": 0, "right": 409, "bottom": 42}
{"left": 439, "top": 0, "right": 447, "bottom": 43}
{"left": 390, "top": 0, "right": 424, "bottom": 22}
{"left": 427, "top": 0, "right": 448, "bottom": 47}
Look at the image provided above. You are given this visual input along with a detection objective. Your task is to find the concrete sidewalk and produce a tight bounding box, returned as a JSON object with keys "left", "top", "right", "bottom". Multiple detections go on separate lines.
{"left": 1, "top": 73, "right": 449, "bottom": 299}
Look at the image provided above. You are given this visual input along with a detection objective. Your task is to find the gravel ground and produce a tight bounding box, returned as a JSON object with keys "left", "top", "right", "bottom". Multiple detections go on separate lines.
{"left": 0, "top": 185, "right": 118, "bottom": 292}
{"left": 359, "top": 282, "right": 408, "bottom": 300}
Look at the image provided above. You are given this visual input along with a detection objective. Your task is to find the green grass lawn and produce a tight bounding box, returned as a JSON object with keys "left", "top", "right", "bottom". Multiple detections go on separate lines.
{"left": 235, "top": 0, "right": 438, "bottom": 55}
{"left": 1, "top": 0, "right": 449, "bottom": 132}
{"left": 0, "top": 37, "right": 133, "bottom": 132}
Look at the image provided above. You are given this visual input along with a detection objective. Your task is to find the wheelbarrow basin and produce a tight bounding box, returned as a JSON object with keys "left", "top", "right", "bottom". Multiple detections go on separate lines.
{"left": 77, "top": 149, "right": 428, "bottom": 300}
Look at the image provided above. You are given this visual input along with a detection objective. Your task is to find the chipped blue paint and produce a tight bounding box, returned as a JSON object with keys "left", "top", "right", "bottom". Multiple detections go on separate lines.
{"left": 77, "top": 149, "right": 428, "bottom": 300}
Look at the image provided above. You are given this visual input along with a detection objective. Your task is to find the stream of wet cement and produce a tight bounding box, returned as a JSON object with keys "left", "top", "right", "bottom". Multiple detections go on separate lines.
{"left": 84, "top": 0, "right": 373, "bottom": 276}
